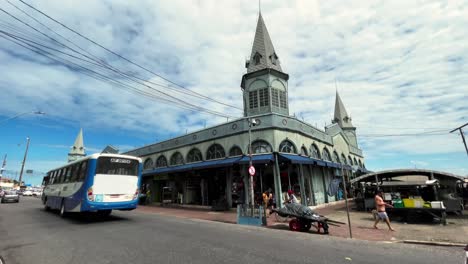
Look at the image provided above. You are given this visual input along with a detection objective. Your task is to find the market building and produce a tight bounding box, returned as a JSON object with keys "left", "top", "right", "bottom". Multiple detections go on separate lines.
{"left": 124, "top": 13, "right": 367, "bottom": 209}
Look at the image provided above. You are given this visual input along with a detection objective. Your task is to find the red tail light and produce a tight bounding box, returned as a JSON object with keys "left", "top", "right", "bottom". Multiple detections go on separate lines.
{"left": 87, "top": 187, "right": 94, "bottom": 201}
{"left": 133, "top": 188, "right": 139, "bottom": 200}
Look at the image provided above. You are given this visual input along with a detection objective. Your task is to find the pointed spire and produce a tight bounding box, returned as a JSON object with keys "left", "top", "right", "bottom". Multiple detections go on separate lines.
{"left": 68, "top": 128, "right": 85, "bottom": 162}
{"left": 246, "top": 13, "right": 283, "bottom": 73}
{"left": 333, "top": 91, "right": 354, "bottom": 128}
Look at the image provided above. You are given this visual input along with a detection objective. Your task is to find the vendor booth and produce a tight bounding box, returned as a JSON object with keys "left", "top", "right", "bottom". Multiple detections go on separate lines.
{"left": 351, "top": 169, "right": 465, "bottom": 224}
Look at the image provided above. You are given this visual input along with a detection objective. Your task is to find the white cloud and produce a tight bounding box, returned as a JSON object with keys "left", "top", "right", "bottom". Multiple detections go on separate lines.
{"left": 0, "top": 0, "right": 467, "bottom": 174}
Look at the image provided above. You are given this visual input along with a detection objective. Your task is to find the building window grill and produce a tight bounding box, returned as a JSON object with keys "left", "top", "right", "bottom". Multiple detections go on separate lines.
{"left": 156, "top": 155, "right": 168, "bottom": 168}
{"left": 259, "top": 88, "right": 269, "bottom": 107}
{"left": 279, "top": 91, "right": 287, "bottom": 108}
{"left": 170, "top": 152, "right": 184, "bottom": 165}
{"left": 272, "top": 89, "right": 279, "bottom": 107}
{"left": 253, "top": 52, "right": 262, "bottom": 65}
{"left": 249, "top": 91, "right": 258, "bottom": 109}
{"left": 300, "top": 146, "right": 308, "bottom": 156}
{"left": 229, "top": 146, "right": 243, "bottom": 156}
{"left": 322, "top": 148, "right": 331, "bottom": 161}
{"left": 251, "top": 140, "right": 273, "bottom": 153}
{"left": 311, "top": 144, "right": 321, "bottom": 159}
{"left": 342, "top": 154, "right": 348, "bottom": 165}
{"left": 206, "top": 144, "right": 226, "bottom": 160}
{"left": 143, "top": 158, "right": 154, "bottom": 170}
{"left": 187, "top": 148, "right": 202, "bottom": 163}
{"left": 279, "top": 140, "right": 297, "bottom": 153}
{"left": 333, "top": 151, "right": 341, "bottom": 164}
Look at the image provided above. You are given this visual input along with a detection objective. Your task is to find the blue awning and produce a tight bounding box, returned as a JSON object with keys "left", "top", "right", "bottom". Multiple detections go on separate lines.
{"left": 238, "top": 154, "right": 274, "bottom": 164}
{"left": 143, "top": 156, "right": 242, "bottom": 176}
{"left": 278, "top": 154, "right": 314, "bottom": 165}
{"left": 324, "top": 161, "right": 342, "bottom": 169}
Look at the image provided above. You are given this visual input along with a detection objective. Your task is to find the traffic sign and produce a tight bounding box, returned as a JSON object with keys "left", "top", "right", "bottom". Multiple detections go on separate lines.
{"left": 248, "top": 165, "right": 255, "bottom": 176}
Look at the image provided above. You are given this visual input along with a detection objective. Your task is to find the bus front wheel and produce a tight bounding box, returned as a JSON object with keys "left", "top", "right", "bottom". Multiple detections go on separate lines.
{"left": 59, "top": 202, "right": 67, "bottom": 217}
{"left": 43, "top": 197, "right": 50, "bottom": 211}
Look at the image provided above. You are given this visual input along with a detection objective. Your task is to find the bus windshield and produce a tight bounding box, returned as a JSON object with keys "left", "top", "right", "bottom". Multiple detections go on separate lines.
{"left": 96, "top": 157, "right": 139, "bottom": 176}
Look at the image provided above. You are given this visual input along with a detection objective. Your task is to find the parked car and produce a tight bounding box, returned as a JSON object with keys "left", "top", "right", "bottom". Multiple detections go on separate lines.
{"left": 33, "top": 190, "right": 42, "bottom": 197}
{"left": 23, "top": 190, "right": 33, "bottom": 196}
{"left": 1, "top": 189, "right": 20, "bottom": 203}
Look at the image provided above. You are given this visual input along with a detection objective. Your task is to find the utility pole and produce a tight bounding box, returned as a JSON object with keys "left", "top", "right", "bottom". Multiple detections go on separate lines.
{"left": 0, "top": 154, "right": 6, "bottom": 176}
{"left": 341, "top": 165, "right": 353, "bottom": 239}
{"left": 18, "top": 137, "right": 30, "bottom": 188}
{"left": 449, "top": 122, "right": 468, "bottom": 158}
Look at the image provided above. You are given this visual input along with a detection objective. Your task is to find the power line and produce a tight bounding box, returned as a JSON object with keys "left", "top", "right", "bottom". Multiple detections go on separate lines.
{"left": 0, "top": 31, "right": 238, "bottom": 118}
{"left": 359, "top": 129, "right": 450, "bottom": 138}
{"left": 0, "top": 8, "right": 240, "bottom": 119}
{"left": 12, "top": 0, "right": 243, "bottom": 111}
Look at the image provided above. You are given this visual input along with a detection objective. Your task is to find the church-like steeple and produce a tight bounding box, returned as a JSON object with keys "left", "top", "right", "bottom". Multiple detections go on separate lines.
{"left": 241, "top": 12, "right": 289, "bottom": 117}
{"left": 333, "top": 91, "right": 354, "bottom": 128}
{"left": 68, "top": 128, "right": 86, "bottom": 162}
{"left": 246, "top": 13, "right": 283, "bottom": 73}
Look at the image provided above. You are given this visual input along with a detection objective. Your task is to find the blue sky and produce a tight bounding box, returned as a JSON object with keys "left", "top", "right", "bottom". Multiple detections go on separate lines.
{"left": 0, "top": 0, "right": 467, "bottom": 185}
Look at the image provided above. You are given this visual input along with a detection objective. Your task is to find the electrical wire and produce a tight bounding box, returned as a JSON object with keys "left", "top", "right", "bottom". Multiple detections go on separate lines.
{"left": 11, "top": 0, "right": 243, "bottom": 111}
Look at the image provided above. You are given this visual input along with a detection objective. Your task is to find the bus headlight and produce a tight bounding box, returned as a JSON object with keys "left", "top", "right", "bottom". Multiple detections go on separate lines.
{"left": 133, "top": 188, "right": 139, "bottom": 200}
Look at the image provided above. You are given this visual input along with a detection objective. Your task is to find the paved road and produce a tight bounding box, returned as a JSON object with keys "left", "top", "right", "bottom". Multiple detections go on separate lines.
{"left": 0, "top": 197, "right": 464, "bottom": 264}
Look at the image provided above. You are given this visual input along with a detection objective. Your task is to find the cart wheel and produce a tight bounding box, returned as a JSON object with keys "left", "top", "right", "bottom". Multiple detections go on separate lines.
{"left": 300, "top": 219, "right": 312, "bottom": 232}
{"left": 289, "top": 219, "right": 301, "bottom": 231}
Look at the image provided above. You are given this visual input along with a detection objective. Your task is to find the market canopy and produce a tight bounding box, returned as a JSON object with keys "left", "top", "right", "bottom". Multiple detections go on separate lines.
{"left": 350, "top": 168, "right": 465, "bottom": 185}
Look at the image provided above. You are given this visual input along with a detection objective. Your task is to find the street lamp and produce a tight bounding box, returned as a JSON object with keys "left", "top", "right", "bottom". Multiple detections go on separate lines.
{"left": 0, "top": 111, "right": 45, "bottom": 125}
{"left": 18, "top": 137, "right": 30, "bottom": 189}
{"left": 247, "top": 117, "right": 258, "bottom": 208}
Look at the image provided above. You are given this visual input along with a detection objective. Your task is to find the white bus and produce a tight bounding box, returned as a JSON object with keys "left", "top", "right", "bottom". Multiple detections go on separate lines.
{"left": 42, "top": 153, "right": 142, "bottom": 217}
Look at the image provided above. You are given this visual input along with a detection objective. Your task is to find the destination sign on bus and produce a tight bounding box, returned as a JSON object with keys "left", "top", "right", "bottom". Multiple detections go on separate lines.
{"left": 110, "top": 158, "right": 132, "bottom": 164}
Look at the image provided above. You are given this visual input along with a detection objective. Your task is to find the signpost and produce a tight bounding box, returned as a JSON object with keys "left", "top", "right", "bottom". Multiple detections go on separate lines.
{"left": 248, "top": 165, "right": 255, "bottom": 176}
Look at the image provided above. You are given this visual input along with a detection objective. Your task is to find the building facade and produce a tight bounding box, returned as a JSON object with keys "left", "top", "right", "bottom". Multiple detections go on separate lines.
{"left": 124, "top": 13, "right": 366, "bottom": 209}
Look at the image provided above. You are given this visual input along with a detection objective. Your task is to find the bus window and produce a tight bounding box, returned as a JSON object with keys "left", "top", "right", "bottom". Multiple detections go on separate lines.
{"left": 70, "top": 164, "right": 78, "bottom": 182}
{"left": 78, "top": 161, "right": 87, "bottom": 181}
{"left": 50, "top": 171, "right": 55, "bottom": 184}
{"left": 57, "top": 169, "right": 64, "bottom": 184}
{"left": 43, "top": 174, "right": 50, "bottom": 186}
{"left": 96, "top": 157, "right": 139, "bottom": 176}
{"left": 64, "top": 167, "right": 72, "bottom": 183}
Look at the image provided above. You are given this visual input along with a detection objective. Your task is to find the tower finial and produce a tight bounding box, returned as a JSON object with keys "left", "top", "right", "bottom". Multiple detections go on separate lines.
{"left": 259, "top": 0, "right": 261, "bottom": 14}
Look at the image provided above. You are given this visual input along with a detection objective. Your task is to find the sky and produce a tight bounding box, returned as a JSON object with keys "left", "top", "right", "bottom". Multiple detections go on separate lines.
{"left": 0, "top": 0, "right": 467, "bottom": 185}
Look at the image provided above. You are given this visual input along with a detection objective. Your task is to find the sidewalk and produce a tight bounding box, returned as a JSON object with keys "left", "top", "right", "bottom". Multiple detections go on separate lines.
{"left": 136, "top": 202, "right": 468, "bottom": 244}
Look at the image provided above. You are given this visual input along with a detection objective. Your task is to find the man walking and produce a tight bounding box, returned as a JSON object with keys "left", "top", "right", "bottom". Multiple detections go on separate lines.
{"left": 374, "top": 190, "right": 395, "bottom": 231}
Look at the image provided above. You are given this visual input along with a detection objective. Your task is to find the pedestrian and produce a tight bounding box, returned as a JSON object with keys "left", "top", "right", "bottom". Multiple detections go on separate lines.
{"left": 262, "top": 188, "right": 273, "bottom": 216}
{"left": 373, "top": 190, "right": 395, "bottom": 231}
{"left": 285, "top": 189, "right": 299, "bottom": 204}
{"left": 146, "top": 186, "right": 151, "bottom": 205}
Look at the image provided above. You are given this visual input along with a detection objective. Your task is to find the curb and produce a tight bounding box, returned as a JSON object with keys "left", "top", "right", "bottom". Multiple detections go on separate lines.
{"left": 402, "top": 240, "right": 466, "bottom": 248}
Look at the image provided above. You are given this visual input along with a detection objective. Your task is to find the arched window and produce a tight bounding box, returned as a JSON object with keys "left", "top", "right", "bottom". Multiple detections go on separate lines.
{"left": 348, "top": 156, "right": 353, "bottom": 165}
{"left": 322, "top": 148, "right": 331, "bottom": 161}
{"left": 300, "top": 146, "right": 308, "bottom": 156}
{"left": 358, "top": 160, "right": 363, "bottom": 168}
{"left": 156, "top": 155, "right": 168, "bottom": 168}
{"left": 279, "top": 140, "right": 297, "bottom": 153}
{"left": 341, "top": 154, "right": 348, "bottom": 165}
{"left": 251, "top": 140, "right": 272, "bottom": 154}
{"left": 187, "top": 148, "right": 202, "bottom": 163}
{"left": 206, "top": 144, "right": 225, "bottom": 160}
{"left": 333, "top": 151, "right": 341, "bottom": 163}
{"left": 143, "top": 158, "right": 154, "bottom": 170}
{"left": 170, "top": 152, "right": 184, "bottom": 165}
{"left": 353, "top": 158, "right": 358, "bottom": 166}
{"left": 311, "top": 144, "right": 321, "bottom": 159}
{"left": 229, "top": 146, "right": 243, "bottom": 157}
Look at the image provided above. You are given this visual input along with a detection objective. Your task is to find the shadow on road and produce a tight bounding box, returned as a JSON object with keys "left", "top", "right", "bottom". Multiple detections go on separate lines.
{"left": 37, "top": 208, "right": 133, "bottom": 225}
